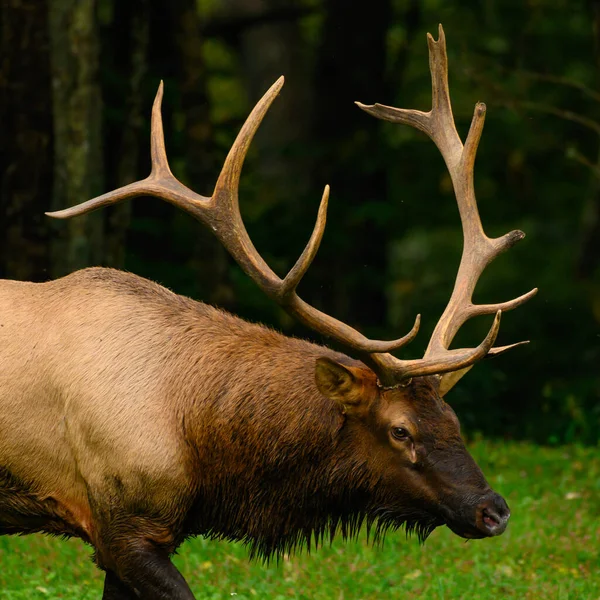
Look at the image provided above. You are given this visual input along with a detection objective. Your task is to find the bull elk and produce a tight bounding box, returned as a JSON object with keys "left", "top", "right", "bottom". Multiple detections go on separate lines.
{"left": 0, "top": 26, "right": 536, "bottom": 599}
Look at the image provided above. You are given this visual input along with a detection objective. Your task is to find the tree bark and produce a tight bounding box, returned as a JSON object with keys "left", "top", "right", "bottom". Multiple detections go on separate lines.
{"left": 169, "top": 0, "right": 233, "bottom": 307}
{"left": 311, "top": 0, "right": 392, "bottom": 328}
{"left": 213, "top": 0, "right": 315, "bottom": 323}
{"left": 577, "top": 0, "right": 600, "bottom": 280}
{"left": 48, "top": 0, "right": 104, "bottom": 277}
{"left": 0, "top": 0, "right": 53, "bottom": 281}
{"left": 102, "top": 0, "right": 150, "bottom": 269}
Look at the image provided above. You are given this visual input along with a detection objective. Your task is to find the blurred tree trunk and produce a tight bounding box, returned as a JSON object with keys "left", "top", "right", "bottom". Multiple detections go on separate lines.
{"left": 169, "top": 0, "right": 233, "bottom": 308}
{"left": 0, "top": 0, "right": 53, "bottom": 281}
{"left": 312, "top": 0, "right": 392, "bottom": 329}
{"left": 223, "top": 0, "right": 313, "bottom": 196}
{"left": 214, "top": 0, "right": 314, "bottom": 324}
{"left": 102, "top": 0, "right": 150, "bottom": 269}
{"left": 48, "top": 0, "right": 104, "bottom": 277}
{"left": 578, "top": 0, "right": 600, "bottom": 282}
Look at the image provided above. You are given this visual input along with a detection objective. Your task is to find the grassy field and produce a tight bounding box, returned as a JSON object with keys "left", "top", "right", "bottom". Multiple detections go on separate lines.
{"left": 0, "top": 440, "right": 598, "bottom": 599}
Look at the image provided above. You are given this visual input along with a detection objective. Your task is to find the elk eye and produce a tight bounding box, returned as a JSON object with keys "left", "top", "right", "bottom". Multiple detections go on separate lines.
{"left": 391, "top": 427, "right": 410, "bottom": 441}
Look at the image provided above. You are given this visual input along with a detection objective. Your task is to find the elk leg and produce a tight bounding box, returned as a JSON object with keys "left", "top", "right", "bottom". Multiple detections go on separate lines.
{"left": 102, "top": 571, "right": 137, "bottom": 599}
{"left": 108, "top": 541, "right": 195, "bottom": 600}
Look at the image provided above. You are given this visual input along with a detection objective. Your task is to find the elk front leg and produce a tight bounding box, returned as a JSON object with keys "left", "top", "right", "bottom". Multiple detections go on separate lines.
{"left": 102, "top": 571, "right": 137, "bottom": 599}
{"left": 100, "top": 539, "right": 195, "bottom": 600}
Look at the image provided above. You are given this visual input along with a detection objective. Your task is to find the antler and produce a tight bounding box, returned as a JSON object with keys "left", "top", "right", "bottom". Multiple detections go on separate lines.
{"left": 47, "top": 77, "right": 420, "bottom": 357}
{"left": 48, "top": 26, "right": 536, "bottom": 390}
{"left": 356, "top": 24, "right": 537, "bottom": 388}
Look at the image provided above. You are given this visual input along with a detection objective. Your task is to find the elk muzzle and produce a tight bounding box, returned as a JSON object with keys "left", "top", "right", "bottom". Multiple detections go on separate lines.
{"left": 443, "top": 490, "right": 510, "bottom": 539}
{"left": 475, "top": 492, "right": 510, "bottom": 536}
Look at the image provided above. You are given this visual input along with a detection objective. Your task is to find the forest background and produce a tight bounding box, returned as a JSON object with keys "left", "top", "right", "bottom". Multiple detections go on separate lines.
{"left": 1, "top": 0, "right": 598, "bottom": 444}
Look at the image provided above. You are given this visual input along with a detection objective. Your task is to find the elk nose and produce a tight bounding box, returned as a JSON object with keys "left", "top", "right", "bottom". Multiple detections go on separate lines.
{"left": 476, "top": 493, "right": 510, "bottom": 537}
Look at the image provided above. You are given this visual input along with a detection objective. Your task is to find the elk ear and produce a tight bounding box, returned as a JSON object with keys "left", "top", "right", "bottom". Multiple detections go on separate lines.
{"left": 315, "top": 357, "right": 370, "bottom": 412}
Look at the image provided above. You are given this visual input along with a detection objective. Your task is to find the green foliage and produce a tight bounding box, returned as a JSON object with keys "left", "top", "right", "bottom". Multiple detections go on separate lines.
{"left": 1, "top": 441, "right": 598, "bottom": 598}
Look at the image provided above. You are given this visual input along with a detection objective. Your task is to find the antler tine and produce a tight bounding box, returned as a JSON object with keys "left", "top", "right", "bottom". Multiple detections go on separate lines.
{"left": 48, "top": 77, "right": 422, "bottom": 359}
{"left": 486, "top": 340, "right": 530, "bottom": 357}
{"left": 367, "top": 310, "right": 501, "bottom": 385}
{"left": 278, "top": 185, "right": 330, "bottom": 300}
{"left": 47, "top": 82, "right": 209, "bottom": 221}
{"left": 149, "top": 81, "right": 174, "bottom": 178}
{"left": 467, "top": 288, "right": 538, "bottom": 318}
{"left": 356, "top": 24, "right": 536, "bottom": 387}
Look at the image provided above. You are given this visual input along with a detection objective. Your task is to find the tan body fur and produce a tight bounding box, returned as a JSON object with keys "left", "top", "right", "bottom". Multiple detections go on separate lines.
{"left": 0, "top": 268, "right": 355, "bottom": 565}
{"left": 1, "top": 269, "right": 194, "bottom": 545}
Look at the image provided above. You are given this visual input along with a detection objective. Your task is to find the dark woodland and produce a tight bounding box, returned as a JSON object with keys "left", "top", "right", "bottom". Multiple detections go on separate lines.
{"left": 1, "top": 0, "right": 598, "bottom": 444}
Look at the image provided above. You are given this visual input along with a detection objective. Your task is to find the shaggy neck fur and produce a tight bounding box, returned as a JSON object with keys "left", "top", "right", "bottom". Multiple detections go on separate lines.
{"left": 166, "top": 303, "right": 440, "bottom": 559}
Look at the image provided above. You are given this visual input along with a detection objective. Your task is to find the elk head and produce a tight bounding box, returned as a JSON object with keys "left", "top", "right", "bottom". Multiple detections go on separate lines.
{"left": 314, "top": 359, "right": 511, "bottom": 540}
{"left": 48, "top": 25, "right": 535, "bottom": 542}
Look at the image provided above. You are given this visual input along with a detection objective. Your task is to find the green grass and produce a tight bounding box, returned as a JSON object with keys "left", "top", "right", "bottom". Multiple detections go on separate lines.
{"left": 0, "top": 440, "right": 598, "bottom": 599}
